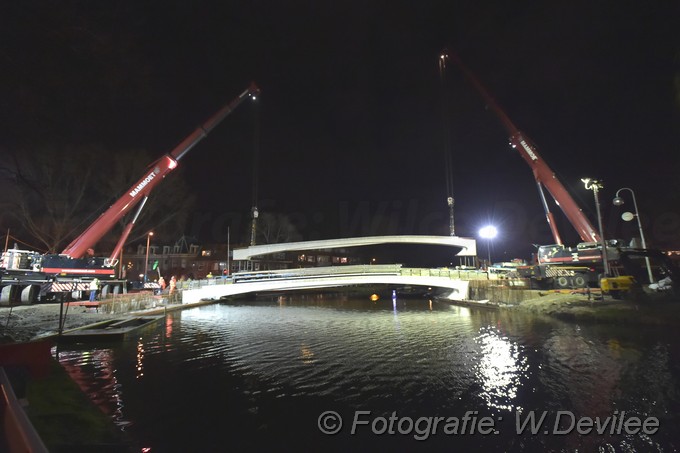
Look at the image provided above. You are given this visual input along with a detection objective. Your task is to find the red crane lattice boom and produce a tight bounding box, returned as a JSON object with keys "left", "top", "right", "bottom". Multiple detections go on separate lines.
{"left": 61, "top": 83, "right": 260, "bottom": 261}
{"left": 447, "top": 53, "right": 600, "bottom": 245}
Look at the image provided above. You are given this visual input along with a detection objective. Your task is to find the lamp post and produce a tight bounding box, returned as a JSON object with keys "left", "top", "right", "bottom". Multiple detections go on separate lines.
{"left": 613, "top": 187, "right": 654, "bottom": 283}
{"left": 226, "top": 226, "right": 230, "bottom": 277}
{"left": 144, "top": 231, "right": 154, "bottom": 283}
{"left": 479, "top": 225, "right": 497, "bottom": 268}
{"left": 582, "top": 178, "right": 609, "bottom": 276}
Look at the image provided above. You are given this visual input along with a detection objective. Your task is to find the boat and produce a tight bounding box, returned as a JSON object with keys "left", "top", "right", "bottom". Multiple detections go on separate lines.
{"left": 58, "top": 316, "right": 164, "bottom": 343}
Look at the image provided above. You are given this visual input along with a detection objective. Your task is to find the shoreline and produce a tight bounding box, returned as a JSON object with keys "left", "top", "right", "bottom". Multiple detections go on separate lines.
{"left": 0, "top": 304, "right": 120, "bottom": 344}
{"left": 0, "top": 299, "right": 215, "bottom": 344}
{"left": 2, "top": 291, "right": 679, "bottom": 344}
{"left": 451, "top": 291, "right": 680, "bottom": 326}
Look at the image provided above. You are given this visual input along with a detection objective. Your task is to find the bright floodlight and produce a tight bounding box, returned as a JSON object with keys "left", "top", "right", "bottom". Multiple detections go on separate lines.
{"left": 479, "top": 225, "right": 497, "bottom": 239}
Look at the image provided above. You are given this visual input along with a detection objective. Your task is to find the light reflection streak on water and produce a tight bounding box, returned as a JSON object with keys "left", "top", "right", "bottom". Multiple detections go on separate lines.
{"left": 136, "top": 338, "right": 144, "bottom": 379}
{"left": 164, "top": 315, "right": 173, "bottom": 338}
{"left": 473, "top": 326, "right": 528, "bottom": 412}
{"left": 300, "top": 343, "right": 315, "bottom": 365}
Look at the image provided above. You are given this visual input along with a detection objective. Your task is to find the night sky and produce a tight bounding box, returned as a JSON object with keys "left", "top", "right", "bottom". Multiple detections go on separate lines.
{"left": 2, "top": 1, "right": 678, "bottom": 259}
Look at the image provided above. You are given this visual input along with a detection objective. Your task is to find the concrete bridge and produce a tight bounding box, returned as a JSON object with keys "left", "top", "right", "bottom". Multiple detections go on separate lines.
{"left": 180, "top": 264, "right": 479, "bottom": 304}
{"left": 232, "top": 235, "right": 477, "bottom": 260}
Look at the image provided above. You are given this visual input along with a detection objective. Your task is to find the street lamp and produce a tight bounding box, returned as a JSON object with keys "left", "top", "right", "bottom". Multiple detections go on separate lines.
{"left": 144, "top": 231, "right": 154, "bottom": 284}
{"left": 478, "top": 225, "right": 497, "bottom": 268}
{"left": 582, "top": 178, "right": 609, "bottom": 276}
{"left": 613, "top": 187, "right": 654, "bottom": 283}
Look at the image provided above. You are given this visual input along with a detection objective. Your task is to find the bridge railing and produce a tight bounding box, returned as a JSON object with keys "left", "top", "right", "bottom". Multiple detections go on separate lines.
{"left": 399, "top": 267, "right": 489, "bottom": 280}
{"left": 231, "top": 264, "right": 403, "bottom": 282}
{"left": 176, "top": 265, "right": 494, "bottom": 291}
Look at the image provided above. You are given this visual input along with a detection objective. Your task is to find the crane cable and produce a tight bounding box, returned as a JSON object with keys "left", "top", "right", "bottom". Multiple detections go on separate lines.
{"left": 249, "top": 93, "right": 261, "bottom": 246}
{"left": 439, "top": 50, "right": 455, "bottom": 236}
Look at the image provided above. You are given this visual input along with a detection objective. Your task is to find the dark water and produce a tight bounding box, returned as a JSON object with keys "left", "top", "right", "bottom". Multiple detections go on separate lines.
{"left": 53, "top": 294, "right": 680, "bottom": 452}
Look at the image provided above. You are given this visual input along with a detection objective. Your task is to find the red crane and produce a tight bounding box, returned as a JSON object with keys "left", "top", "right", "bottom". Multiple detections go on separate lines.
{"left": 61, "top": 83, "right": 260, "bottom": 262}
{"left": 447, "top": 58, "right": 679, "bottom": 293}
{"left": 1, "top": 84, "right": 260, "bottom": 303}
{"left": 446, "top": 53, "right": 601, "bottom": 246}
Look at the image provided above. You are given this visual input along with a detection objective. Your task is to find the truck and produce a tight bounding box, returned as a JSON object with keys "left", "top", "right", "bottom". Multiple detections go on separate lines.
{"left": 1, "top": 83, "right": 260, "bottom": 304}
{"left": 446, "top": 53, "right": 677, "bottom": 293}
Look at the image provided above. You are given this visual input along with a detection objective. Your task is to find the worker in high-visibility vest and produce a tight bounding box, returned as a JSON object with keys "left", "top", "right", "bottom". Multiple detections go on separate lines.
{"left": 89, "top": 278, "right": 99, "bottom": 302}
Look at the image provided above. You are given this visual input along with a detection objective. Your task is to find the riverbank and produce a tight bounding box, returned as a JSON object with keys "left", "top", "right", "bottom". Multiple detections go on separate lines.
{"left": 2, "top": 290, "right": 679, "bottom": 344}
{"left": 0, "top": 297, "right": 221, "bottom": 344}
{"left": 503, "top": 290, "right": 680, "bottom": 326}
{"left": 0, "top": 304, "right": 119, "bottom": 344}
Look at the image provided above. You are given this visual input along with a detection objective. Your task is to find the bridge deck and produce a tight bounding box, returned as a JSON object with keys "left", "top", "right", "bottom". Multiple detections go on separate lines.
{"left": 181, "top": 265, "right": 483, "bottom": 304}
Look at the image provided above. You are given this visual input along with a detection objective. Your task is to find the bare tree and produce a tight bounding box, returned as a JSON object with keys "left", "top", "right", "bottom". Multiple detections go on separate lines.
{"left": 0, "top": 145, "right": 98, "bottom": 252}
{"left": 0, "top": 145, "right": 195, "bottom": 254}
{"left": 257, "top": 212, "right": 302, "bottom": 244}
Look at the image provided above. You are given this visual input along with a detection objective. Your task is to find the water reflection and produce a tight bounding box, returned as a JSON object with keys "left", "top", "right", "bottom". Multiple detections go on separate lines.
{"left": 474, "top": 326, "right": 528, "bottom": 412}
{"left": 540, "top": 327, "right": 624, "bottom": 417}
{"left": 300, "top": 343, "right": 316, "bottom": 365}
{"left": 53, "top": 346, "right": 130, "bottom": 428}
{"left": 164, "top": 315, "right": 173, "bottom": 339}
{"left": 51, "top": 296, "right": 680, "bottom": 451}
{"left": 136, "top": 338, "right": 145, "bottom": 379}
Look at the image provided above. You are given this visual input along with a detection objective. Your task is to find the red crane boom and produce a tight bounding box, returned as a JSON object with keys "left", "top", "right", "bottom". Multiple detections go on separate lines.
{"left": 61, "top": 83, "right": 260, "bottom": 260}
{"left": 447, "top": 53, "right": 600, "bottom": 245}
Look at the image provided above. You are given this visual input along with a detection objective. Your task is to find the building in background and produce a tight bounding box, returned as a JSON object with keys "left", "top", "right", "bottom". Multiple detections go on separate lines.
{"left": 123, "top": 236, "right": 362, "bottom": 283}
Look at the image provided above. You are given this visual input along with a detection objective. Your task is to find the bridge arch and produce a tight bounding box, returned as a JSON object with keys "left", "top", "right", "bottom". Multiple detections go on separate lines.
{"left": 233, "top": 235, "right": 477, "bottom": 260}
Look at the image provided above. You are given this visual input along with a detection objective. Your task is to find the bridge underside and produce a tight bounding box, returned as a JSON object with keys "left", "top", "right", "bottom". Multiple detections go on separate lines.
{"left": 233, "top": 235, "right": 477, "bottom": 260}
{"left": 181, "top": 274, "right": 470, "bottom": 304}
